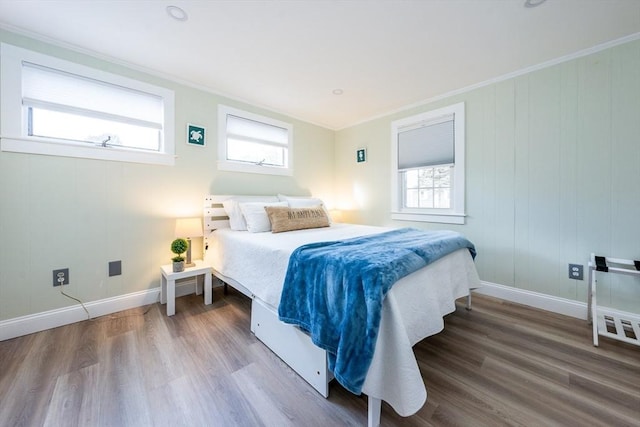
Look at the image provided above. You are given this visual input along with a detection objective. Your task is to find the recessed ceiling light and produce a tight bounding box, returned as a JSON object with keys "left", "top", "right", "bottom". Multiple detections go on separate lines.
{"left": 166, "top": 5, "right": 188, "bottom": 21}
{"left": 332, "top": 89, "right": 344, "bottom": 95}
{"left": 524, "top": 0, "right": 547, "bottom": 8}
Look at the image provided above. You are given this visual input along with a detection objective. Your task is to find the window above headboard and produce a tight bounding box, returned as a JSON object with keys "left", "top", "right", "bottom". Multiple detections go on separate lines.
{"left": 217, "top": 105, "right": 293, "bottom": 176}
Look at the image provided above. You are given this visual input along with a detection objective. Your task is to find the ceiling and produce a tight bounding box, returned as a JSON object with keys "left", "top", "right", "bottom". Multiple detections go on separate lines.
{"left": 0, "top": 0, "right": 639, "bottom": 130}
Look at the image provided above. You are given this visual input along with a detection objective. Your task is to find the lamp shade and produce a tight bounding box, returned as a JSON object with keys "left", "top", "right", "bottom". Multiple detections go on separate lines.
{"left": 175, "top": 217, "right": 203, "bottom": 238}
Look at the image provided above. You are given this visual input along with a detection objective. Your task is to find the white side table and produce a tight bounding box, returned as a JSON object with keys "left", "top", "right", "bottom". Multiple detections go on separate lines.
{"left": 160, "top": 260, "right": 212, "bottom": 316}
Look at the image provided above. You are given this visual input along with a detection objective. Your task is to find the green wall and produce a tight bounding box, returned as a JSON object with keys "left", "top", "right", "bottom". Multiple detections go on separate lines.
{"left": 335, "top": 39, "right": 640, "bottom": 312}
{"left": 0, "top": 30, "right": 335, "bottom": 321}
{"left": 2, "top": 28, "right": 638, "bottom": 323}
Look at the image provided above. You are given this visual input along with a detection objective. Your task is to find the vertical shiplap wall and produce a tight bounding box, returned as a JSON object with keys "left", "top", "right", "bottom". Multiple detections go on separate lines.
{"left": 605, "top": 42, "right": 640, "bottom": 308}
{"left": 335, "top": 39, "right": 640, "bottom": 312}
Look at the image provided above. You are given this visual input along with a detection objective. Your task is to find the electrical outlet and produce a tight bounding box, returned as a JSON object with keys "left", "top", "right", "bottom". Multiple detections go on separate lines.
{"left": 53, "top": 268, "right": 69, "bottom": 286}
{"left": 568, "top": 264, "right": 583, "bottom": 280}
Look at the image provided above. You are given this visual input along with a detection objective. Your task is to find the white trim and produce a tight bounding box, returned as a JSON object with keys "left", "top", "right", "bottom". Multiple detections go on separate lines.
{"left": 391, "top": 212, "right": 465, "bottom": 225}
{"left": 391, "top": 102, "right": 465, "bottom": 223}
{"left": 343, "top": 32, "right": 640, "bottom": 130}
{"left": 217, "top": 104, "right": 293, "bottom": 176}
{"left": 2, "top": 24, "right": 638, "bottom": 132}
{"left": 0, "top": 22, "right": 332, "bottom": 130}
{"left": 474, "top": 281, "right": 587, "bottom": 320}
{"left": 0, "top": 288, "right": 156, "bottom": 341}
{"left": 0, "top": 279, "right": 214, "bottom": 341}
{"left": 1, "top": 278, "right": 588, "bottom": 342}
{"left": 216, "top": 160, "right": 293, "bottom": 176}
{"left": 1, "top": 137, "right": 175, "bottom": 166}
{"left": 0, "top": 43, "right": 175, "bottom": 165}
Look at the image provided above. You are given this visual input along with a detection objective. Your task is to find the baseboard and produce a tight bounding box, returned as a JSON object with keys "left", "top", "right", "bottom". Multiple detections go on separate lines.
{"left": 2, "top": 279, "right": 584, "bottom": 342}
{"left": 474, "top": 281, "right": 588, "bottom": 320}
{"left": 0, "top": 279, "right": 208, "bottom": 341}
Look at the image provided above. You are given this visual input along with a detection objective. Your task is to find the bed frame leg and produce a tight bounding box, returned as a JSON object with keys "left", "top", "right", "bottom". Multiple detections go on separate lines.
{"left": 466, "top": 292, "right": 472, "bottom": 311}
{"left": 368, "top": 396, "right": 381, "bottom": 427}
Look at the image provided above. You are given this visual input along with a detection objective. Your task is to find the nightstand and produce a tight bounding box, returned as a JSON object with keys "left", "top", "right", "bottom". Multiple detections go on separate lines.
{"left": 160, "top": 260, "right": 212, "bottom": 316}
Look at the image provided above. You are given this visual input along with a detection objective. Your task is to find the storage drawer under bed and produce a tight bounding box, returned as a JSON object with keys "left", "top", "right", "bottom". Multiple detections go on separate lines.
{"left": 250, "top": 298, "right": 332, "bottom": 397}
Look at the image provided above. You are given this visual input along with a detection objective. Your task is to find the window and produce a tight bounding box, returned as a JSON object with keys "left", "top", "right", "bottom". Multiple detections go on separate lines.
{"left": 0, "top": 43, "right": 175, "bottom": 165}
{"left": 218, "top": 105, "right": 292, "bottom": 176}
{"left": 391, "top": 102, "right": 465, "bottom": 224}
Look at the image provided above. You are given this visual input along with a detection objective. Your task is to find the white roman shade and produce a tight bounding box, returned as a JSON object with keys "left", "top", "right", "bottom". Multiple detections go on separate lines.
{"left": 397, "top": 115, "right": 454, "bottom": 170}
{"left": 226, "top": 114, "right": 288, "bottom": 147}
{"left": 22, "top": 62, "right": 164, "bottom": 129}
{"left": 225, "top": 113, "right": 289, "bottom": 167}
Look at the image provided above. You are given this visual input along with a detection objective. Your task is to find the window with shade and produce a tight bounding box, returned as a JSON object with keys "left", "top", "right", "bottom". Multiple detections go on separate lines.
{"left": 217, "top": 104, "right": 293, "bottom": 176}
{"left": 391, "top": 103, "right": 466, "bottom": 224}
{"left": 0, "top": 43, "right": 175, "bottom": 165}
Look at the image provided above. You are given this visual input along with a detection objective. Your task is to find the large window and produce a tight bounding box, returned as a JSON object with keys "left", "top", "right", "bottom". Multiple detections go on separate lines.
{"left": 391, "top": 103, "right": 465, "bottom": 224}
{"left": 218, "top": 105, "right": 292, "bottom": 176}
{"left": 0, "top": 43, "right": 175, "bottom": 165}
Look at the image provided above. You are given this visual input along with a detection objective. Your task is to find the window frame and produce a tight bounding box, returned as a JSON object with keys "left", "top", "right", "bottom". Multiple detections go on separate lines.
{"left": 390, "top": 102, "right": 466, "bottom": 224}
{"left": 217, "top": 104, "right": 293, "bottom": 176}
{"left": 0, "top": 43, "right": 175, "bottom": 166}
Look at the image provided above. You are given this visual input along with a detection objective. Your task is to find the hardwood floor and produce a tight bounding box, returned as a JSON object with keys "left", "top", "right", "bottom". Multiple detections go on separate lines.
{"left": 1, "top": 288, "right": 639, "bottom": 427}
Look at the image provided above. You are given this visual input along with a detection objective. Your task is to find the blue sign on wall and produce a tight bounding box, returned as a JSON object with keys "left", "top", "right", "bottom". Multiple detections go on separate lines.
{"left": 356, "top": 148, "right": 367, "bottom": 163}
{"left": 187, "top": 124, "right": 206, "bottom": 146}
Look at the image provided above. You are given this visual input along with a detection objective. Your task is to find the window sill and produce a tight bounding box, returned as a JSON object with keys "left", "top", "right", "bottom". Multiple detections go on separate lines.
{"left": 217, "top": 160, "right": 293, "bottom": 176}
{"left": 391, "top": 211, "right": 466, "bottom": 225}
{"left": 1, "top": 136, "right": 175, "bottom": 166}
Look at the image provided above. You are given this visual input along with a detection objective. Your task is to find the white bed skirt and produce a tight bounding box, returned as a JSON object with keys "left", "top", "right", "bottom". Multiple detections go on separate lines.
{"left": 206, "top": 224, "right": 479, "bottom": 416}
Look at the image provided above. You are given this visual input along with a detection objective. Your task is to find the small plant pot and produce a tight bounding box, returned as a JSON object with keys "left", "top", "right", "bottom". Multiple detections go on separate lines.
{"left": 173, "top": 261, "right": 185, "bottom": 272}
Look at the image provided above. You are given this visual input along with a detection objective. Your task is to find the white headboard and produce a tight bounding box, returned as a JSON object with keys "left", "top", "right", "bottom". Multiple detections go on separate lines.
{"left": 203, "top": 194, "right": 282, "bottom": 255}
{"left": 203, "top": 195, "right": 232, "bottom": 258}
{"left": 203, "top": 194, "right": 284, "bottom": 232}
{"left": 203, "top": 195, "right": 232, "bottom": 234}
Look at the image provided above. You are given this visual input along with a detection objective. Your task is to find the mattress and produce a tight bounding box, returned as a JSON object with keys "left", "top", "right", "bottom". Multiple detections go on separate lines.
{"left": 204, "top": 223, "right": 480, "bottom": 416}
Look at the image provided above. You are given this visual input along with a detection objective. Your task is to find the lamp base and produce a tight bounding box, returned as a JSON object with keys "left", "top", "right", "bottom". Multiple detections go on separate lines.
{"left": 185, "top": 238, "right": 194, "bottom": 267}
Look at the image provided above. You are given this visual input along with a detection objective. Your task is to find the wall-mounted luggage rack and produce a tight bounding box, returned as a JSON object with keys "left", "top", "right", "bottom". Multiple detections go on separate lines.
{"left": 587, "top": 253, "right": 640, "bottom": 347}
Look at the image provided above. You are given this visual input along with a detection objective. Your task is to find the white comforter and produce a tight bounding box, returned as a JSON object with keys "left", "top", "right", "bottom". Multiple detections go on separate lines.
{"left": 205, "top": 223, "right": 480, "bottom": 416}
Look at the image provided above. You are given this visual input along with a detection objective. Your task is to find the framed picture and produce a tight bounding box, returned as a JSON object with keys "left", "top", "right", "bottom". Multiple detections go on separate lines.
{"left": 356, "top": 148, "right": 367, "bottom": 163}
{"left": 187, "top": 124, "right": 206, "bottom": 146}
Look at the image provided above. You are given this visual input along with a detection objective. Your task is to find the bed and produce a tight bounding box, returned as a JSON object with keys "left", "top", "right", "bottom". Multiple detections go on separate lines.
{"left": 202, "top": 195, "right": 480, "bottom": 426}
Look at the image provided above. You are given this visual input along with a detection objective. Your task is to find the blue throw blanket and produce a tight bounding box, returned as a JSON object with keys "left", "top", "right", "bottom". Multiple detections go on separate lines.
{"left": 278, "top": 228, "right": 476, "bottom": 394}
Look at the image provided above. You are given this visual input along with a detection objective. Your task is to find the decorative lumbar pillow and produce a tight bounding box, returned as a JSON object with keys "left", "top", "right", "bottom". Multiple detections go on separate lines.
{"left": 239, "top": 201, "right": 288, "bottom": 233}
{"left": 277, "top": 194, "right": 333, "bottom": 222}
{"left": 265, "top": 206, "right": 330, "bottom": 233}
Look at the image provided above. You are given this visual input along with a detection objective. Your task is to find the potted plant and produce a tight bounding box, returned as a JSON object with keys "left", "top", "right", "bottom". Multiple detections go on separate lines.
{"left": 170, "top": 238, "right": 188, "bottom": 272}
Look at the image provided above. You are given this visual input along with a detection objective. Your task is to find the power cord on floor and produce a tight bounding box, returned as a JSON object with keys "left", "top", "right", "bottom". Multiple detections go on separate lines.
{"left": 58, "top": 274, "right": 161, "bottom": 322}
{"left": 98, "top": 291, "right": 160, "bottom": 321}
{"left": 58, "top": 275, "right": 92, "bottom": 320}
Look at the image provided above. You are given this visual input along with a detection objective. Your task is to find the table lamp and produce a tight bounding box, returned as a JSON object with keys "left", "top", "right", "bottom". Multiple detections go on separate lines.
{"left": 175, "top": 217, "right": 203, "bottom": 267}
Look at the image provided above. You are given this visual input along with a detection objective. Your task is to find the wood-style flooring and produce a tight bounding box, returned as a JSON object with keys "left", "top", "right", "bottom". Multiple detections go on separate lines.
{"left": 1, "top": 288, "right": 639, "bottom": 426}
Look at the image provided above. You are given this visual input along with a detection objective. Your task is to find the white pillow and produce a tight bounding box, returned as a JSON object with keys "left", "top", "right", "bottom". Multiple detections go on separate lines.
{"left": 222, "top": 200, "right": 246, "bottom": 230}
{"left": 277, "top": 194, "right": 332, "bottom": 222}
{"left": 278, "top": 194, "right": 323, "bottom": 207}
{"left": 222, "top": 196, "right": 279, "bottom": 230}
{"left": 239, "top": 201, "right": 288, "bottom": 233}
